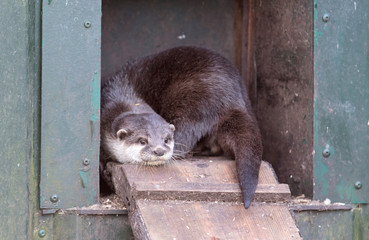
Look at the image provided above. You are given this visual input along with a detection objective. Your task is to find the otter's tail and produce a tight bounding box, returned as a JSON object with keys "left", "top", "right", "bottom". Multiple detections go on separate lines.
{"left": 217, "top": 109, "right": 262, "bottom": 209}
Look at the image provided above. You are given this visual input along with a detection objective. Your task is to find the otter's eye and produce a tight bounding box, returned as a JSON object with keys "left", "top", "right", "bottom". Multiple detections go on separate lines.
{"left": 139, "top": 138, "right": 147, "bottom": 145}
{"left": 164, "top": 137, "right": 170, "bottom": 144}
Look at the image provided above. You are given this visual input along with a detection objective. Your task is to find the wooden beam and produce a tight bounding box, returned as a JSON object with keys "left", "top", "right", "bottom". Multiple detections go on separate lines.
{"left": 132, "top": 200, "right": 301, "bottom": 240}
{"left": 108, "top": 157, "right": 300, "bottom": 239}
{"left": 108, "top": 158, "right": 290, "bottom": 206}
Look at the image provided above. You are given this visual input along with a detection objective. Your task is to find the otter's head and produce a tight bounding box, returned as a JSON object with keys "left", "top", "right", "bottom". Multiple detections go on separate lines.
{"left": 105, "top": 112, "right": 175, "bottom": 166}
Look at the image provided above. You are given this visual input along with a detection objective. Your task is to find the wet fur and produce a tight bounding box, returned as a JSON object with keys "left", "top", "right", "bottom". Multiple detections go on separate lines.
{"left": 100, "top": 46, "right": 262, "bottom": 208}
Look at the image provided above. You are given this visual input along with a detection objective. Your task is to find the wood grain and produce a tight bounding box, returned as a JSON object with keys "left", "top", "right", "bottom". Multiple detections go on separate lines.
{"left": 109, "top": 157, "right": 300, "bottom": 239}
{"left": 136, "top": 200, "right": 301, "bottom": 240}
{"left": 109, "top": 158, "right": 290, "bottom": 204}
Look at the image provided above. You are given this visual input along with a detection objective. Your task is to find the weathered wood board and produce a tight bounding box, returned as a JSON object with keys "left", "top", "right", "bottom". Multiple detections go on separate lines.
{"left": 109, "top": 158, "right": 290, "bottom": 204}
{"left": 109, "top": 157, "right": 301, "bottom": 239}
{"left": 133, "top": 201, "right": 300, "bottom": 240}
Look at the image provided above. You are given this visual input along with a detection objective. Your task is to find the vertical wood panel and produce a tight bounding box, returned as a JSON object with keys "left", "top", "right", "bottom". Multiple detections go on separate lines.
{"left": 314, "top": 0, "right": 369, "bottom": 203}
{"left": 0, "top": 1, "right": 41, "bottom": 238}
{"left": 254, "top": 0, "right": 314, "bottom": 197}
{"left": 41, "top": 0, "right": 101, "bottom": 208}
{"left": 101, "top": 0, "right": 237, "bottom": 80}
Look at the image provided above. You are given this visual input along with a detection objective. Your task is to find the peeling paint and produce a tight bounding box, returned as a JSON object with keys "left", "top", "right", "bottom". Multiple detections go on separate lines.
{"left": 79, "top": 170, "right": 88, "bottom": 188}
{"left": 90, "top": 70, "right": 100, "bottom": 123}
{"left": 315, "top": 31, "right": 323, "bottom": 46}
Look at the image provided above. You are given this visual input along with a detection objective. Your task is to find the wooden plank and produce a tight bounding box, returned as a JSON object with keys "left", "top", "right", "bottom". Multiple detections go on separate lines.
{"left": 0, "top": 1, "right": 41, "bottom": 238}
{"left": 314, "top": 0, "right": 369, "bottom": 203}
{"left": 40, "top": 0, "right": 101, "bottom": 208}
{"left": 109, "top": 158, "right": 290, "bottom": 204}
{"left": 254, "top": 0, "right": 314, "bottom": 198}
{"left": 133, "top": 200, "right": 301, "bottom": 240}
{"left": 290, "top": 203, "right": 352, "bottom": 212}
{"left": 110, "top": 157, "right": 278, "bottom": 186}
{"left": 117, "top": 180, "right": 289, "bottom": 203}
{"left": 41, "top": 214, "right": 133, "bottom": 240}
{"left": 133, "top": 182, "right": 290, "bottom": 202}
{"left": 294, "top": 210, "right": 354, "bottom": 240}
{"left": 109, "top": 157, "right": 299, "bottom": 239}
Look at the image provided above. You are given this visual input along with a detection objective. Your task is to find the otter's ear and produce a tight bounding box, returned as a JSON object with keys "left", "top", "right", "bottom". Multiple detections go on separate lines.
{"left": 116, "top": 129, "right": 128, "bottom": 140}
{"left": 169, "top": 124, "right": 175, "bottom": 132}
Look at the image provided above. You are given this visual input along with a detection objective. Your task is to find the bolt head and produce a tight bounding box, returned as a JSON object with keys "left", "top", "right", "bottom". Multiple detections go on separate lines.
{"left": 322, "top": 148, "right": 330, "bottom": 158}
{"left": 84, "top": 21, "right": 91, "bottom": 28}
{"left": 354, "top": 181, "right": 362, "bottom": 189}
{"left": 322, "top": 13, "right": 330, "bottom": 22}
{"left": 50, "top": 194, "right": 59, "bottom": 203}
{"left": 38, "top": 229, "right": 46, "bottom": 238}
{"left": 83, "top": 158, "right": 90, "bottom": 166}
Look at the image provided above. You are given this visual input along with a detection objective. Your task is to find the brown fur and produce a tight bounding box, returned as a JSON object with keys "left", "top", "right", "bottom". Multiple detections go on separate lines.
{"left": 101, "top": 46, "right": 262, "bottom": 208}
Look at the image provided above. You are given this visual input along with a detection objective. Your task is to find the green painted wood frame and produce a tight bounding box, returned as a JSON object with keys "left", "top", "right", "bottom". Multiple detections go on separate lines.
{"left": 314, "top": 0, "right": 369, "bottom": 203}
{"left": 40, "top": 0, "right": 101, "bottom": 208}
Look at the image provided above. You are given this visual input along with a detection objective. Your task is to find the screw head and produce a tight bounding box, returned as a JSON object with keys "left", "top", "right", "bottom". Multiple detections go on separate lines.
{"left": 50, "top": 194, "right": 59, "bottom": 203}
{"left": 322, "top": 13, "right": 330, "bottom": 22}
{"left": 84, "top": 21, "right": 91, "bottom": 28}
{"left": 38, "top": 229, "right": 46, "bottom": 238}
{"left": 354, "top": 181, "right": 362, "bottom": 189}
{"left": 83, "top": 158, "right": 90, "bottom": 166}
{"left": 322, "top": 148, "right": 330, "bottom": 158}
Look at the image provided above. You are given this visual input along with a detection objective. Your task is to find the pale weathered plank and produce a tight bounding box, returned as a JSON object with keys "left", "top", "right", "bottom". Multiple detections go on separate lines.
{"left": 127, "top": 182, "right": 290, "bottom": 203}
{"left": 109, "top": 158, "right": 288, "bottom": 203}
{"left": 109, "top": 157, "right": 300, "bottom": 239}
{"left": 111, "top": 157, "right": 277, "bottom": 186}
{"left": 135, "top": 200, "right": 301, "bottom": 240}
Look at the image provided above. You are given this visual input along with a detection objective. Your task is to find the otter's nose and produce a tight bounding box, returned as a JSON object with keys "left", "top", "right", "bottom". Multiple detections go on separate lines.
{"left": 153, "top": 148, "right": 166, "bottom": 156}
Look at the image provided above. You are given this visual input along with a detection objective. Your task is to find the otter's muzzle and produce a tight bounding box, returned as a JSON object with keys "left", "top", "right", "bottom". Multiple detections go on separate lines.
{"left": 153, "top": 147, "right": 166, "bottom": 157}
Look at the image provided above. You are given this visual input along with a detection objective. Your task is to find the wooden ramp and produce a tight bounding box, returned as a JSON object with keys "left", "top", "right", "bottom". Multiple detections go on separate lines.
{"left": 108, "top": 157, "right": 301, "bottom": 240}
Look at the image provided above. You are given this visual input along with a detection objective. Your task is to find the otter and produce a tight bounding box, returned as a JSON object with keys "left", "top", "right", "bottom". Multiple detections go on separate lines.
{"left": 100, "top": 46, "right": 262, "bottom": 209}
